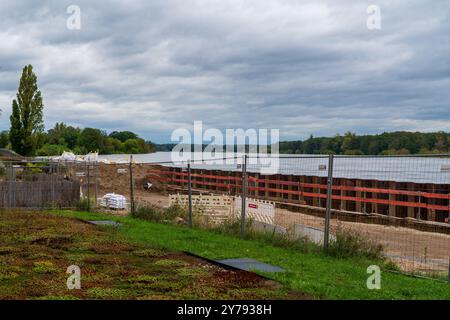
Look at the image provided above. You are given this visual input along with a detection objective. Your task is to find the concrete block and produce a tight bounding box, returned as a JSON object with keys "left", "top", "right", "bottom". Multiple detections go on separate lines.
{"left": 251, "top": 220, "right": 287, "bottom": 235}
{"left": 293, "top": 223, "right": 335, "bottom": 244}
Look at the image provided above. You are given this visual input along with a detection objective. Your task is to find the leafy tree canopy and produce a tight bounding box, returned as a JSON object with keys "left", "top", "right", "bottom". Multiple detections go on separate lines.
{"left": 9, "top": 65, "right": 44, "bottom": 156}
{"left": 277, "top": 131, "right": 450, "bottom": 155}
{"left": 32, "top": 123, "right": 156, "bottom": 156}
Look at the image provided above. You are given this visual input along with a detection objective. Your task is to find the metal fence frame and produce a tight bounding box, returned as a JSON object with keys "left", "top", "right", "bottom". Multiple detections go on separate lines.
{"left": 1, "top": 153, "right": 449, "bottom": 282}
{"left": 130, "top": 153, "right": 450, "bottom": 283}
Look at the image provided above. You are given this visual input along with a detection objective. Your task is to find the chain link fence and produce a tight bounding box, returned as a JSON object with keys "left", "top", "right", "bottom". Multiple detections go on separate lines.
{"left": 125, "top": 154, "right": 450, "bottom": 282}
{"left": 1, "top": 154, "right": 449, "bottom": 282}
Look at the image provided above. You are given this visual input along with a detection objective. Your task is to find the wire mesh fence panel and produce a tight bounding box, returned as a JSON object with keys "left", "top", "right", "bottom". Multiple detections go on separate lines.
{"left": 244, "top": 155, "right": 332, "bottom": 245}
{"left": 108, "top": 154, "right": 450, "bottom": 280}
{"left": 331, "top": 155, "right": 450, "bottom": 279}
{"left": 130, "top": 157, "right": 243, "bottom": 226}
{"left": 1, "top": 154, "right": 449, "bottom": 280}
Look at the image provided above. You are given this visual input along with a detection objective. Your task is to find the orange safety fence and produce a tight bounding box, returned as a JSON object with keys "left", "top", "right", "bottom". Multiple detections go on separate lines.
{"left": 146, "top": 169, "right": 450, "bottom": 212}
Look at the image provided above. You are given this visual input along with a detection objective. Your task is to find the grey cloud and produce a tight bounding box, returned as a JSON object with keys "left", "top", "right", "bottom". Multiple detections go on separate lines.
{"left": 0, "top": 0, "right": 450, "bottom": 142}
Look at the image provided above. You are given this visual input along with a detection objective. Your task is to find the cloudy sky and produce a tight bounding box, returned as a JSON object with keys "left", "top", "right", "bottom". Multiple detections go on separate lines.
{"left": 0, "top": 1, "right": 449, "bottom": 143}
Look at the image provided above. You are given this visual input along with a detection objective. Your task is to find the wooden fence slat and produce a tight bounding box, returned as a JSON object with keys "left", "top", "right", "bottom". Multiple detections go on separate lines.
{"left": 0, "top": 178, "right": 80, "bottom": 208}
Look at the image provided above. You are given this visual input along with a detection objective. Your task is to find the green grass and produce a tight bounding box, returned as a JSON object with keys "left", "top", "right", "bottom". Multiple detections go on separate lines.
{"left": 51, "top": 210, "right": 450, "bottom": 300}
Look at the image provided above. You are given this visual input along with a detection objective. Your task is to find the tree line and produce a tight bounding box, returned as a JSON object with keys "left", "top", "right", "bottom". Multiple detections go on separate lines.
{"left": 0, "top": 65, "right": 155, "bottom": 156}
{"left": 153, "top": 131, "right": 450, "bottom": 155}
{"left": 0, "top": 123, "right": 156, "bottom": 156}
{"left": 278, "top": 131, "right": 450, "bottom": 155}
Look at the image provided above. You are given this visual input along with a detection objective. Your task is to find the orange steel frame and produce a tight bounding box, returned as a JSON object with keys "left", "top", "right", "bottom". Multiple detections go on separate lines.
{"left": 146, "top": 169, "right": 450, "bottom": 215}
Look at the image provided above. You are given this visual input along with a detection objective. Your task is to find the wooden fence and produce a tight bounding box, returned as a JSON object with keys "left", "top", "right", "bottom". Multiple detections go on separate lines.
{"left": 0, "top": 178, "right": 80, "bottom": 208}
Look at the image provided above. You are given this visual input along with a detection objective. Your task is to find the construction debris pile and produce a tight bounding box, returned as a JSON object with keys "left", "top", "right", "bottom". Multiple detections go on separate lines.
{"left": 49, "top": 151, "right": 101, "bottom": 163}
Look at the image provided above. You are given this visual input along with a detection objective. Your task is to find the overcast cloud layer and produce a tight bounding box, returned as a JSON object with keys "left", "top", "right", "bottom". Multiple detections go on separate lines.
{"left": 0, "top": 0, "right": 449, "bottom": 143}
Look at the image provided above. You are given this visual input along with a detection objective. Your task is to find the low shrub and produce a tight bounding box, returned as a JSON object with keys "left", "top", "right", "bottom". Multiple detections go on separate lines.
{"left": 210, "top": 217, "right": 250, "bottom": 236}
{"left": 32, "top": 261, "right": 58, "bottom": 274}
{"left": 132, "top": 204, "right": 188, "bottom": 223}
{"left": 328, "top": 228, "right": 384, "bottom": 259}
{"left": 75, "top": 197, "right": 91, "bottom": 211}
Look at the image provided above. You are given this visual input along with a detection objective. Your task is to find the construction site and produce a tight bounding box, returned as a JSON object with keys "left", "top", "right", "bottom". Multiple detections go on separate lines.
{"left": 82, "top": 155, "right": 450, "bottom": 275}
{"left": 1, "top": 154, "right": 450, "bottom": 277}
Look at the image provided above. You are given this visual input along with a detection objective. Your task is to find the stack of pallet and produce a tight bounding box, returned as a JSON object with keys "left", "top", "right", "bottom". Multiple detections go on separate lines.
{"left": 169, "top": 193, "right": 233, "bottom": 222}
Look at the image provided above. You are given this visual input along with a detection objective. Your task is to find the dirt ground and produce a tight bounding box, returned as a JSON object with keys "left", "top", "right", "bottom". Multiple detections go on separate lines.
{"left": 134, "top": 190, "right": 170, "bottom": 208}
{"left": 274, "top": 208, "right": 450, "bottom": 273}
{"left": 127, "top": 191, "right": 450, "bottom": 274}
{"left": 0, "top": 210, "right": 305, "bottom": 300}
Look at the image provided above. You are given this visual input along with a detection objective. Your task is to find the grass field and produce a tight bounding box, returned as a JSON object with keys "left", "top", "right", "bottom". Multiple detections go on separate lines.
{"left": 0, "top": 210, "right": 303, "bottom": 300}
{"left": 52, "top": 210, "right": 450, "bottom": 300}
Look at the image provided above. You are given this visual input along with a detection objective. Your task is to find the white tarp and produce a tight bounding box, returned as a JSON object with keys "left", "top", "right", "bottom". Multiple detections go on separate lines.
{"left": 51, "top": 151, "right": 99, "bottom": 162}
{"left": 84, "top": 152, "right": 99, "bottom": 162}
{"left": 59, "top": 151, "right": 77, "bottom": 161}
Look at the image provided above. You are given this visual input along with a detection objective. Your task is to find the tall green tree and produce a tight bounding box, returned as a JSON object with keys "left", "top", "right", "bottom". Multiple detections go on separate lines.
{"left": 0, "top": 131, "right": 9, "bottom": 148}
{"left": 9, "top": 65, "right": 44, "bottom": 156}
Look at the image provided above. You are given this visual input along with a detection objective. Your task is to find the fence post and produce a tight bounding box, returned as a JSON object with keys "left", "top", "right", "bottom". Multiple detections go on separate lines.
{"left": 324, "top": 154, "right": 334, "bottom": 252}
{"left": 418, "top": 192, "right": 422, "bottom": 219}
{"left": 188, "top": 161, "right": 193, "bottom": 227}
{"left": 447, "top": 192, "right": 450, "bottom": 224}
{"left": 87, "top": 164, "right": 91, "bottom": 212}
{"left": 94, "top": 161, "right": 98, "bottom": 208}
{"left": 240, "top": 154, "right": 248, "bottom": 237}
{"left": 8, "top": 164, "right": 13, "bottom": 208}
{"left": 51, "top": 163, "right": 56, "bottom": 208}
{"left": 129, "top": 155, "right": 135, "bottom": 215}
{"left": 448, "top": 257, "right": 450, "bottom": 285}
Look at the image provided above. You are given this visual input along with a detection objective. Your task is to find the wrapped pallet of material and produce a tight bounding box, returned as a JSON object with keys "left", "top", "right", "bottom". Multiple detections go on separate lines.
{"left": 109, "top": 194, "right": 127, "bottom": 209}
{"left": 100, "top": 193, "right": 128, "bottom": 210}
{"left": 100, "top": 194, "right": 112, "bottom": 208}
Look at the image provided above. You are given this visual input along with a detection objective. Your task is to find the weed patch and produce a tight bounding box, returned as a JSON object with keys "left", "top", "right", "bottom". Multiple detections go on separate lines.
{"left": 87, "top": 287, "right": 129, "bottom": 299}
{"left": 32, "top": 261, "right": 58, "bottom": 274}
{"left": 328, "top": 228, "right": 384, "bottom": 259}
{"left": 154, "top": 259, "right": 189, "bottom": 268}
{"left": 132, "top": 248, "right": 166, "bottom": 258}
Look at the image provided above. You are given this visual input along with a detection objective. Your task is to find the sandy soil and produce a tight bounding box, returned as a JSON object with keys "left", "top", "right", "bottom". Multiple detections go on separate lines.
{"left": 275, "top": 208, "right": 450, "bottom": 272}
{"left": 134, "top": 190, "right": 170, "bottom": 208}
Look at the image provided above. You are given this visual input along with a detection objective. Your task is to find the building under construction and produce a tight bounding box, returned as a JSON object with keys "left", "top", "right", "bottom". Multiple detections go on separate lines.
{"left": 145, "top": 156, "right": 450, "bottom": 224}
